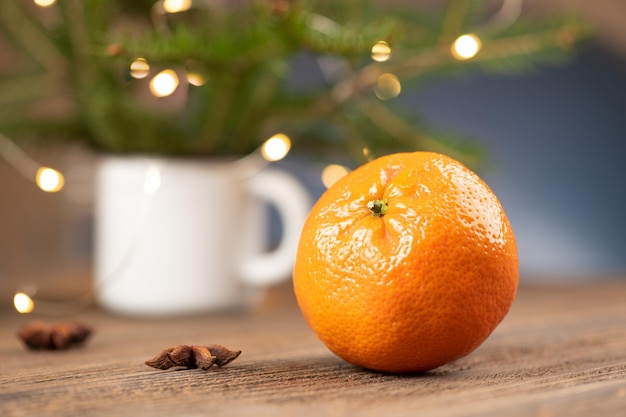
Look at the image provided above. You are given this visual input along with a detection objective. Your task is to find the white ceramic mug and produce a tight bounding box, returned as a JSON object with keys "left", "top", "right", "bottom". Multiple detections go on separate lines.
{"left": 93, "top": 155, "right": 311, "bottom": 316}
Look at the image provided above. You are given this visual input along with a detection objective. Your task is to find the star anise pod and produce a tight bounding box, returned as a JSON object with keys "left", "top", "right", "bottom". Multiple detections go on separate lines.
{"left": 145, "top": 344, "right": 241, "bottom": 371}
{"left": 17, "top": 321, "right": 92, "bottom": 350}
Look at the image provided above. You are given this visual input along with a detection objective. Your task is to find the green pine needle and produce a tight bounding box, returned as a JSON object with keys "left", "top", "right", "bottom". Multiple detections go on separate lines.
{"left": 0, "top": 0, "right": 592, "bottom": 165}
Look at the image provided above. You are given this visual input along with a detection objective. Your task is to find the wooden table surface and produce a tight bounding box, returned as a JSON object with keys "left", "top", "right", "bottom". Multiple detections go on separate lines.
{"left": 1, "top": 279, "right": 625, "bottom": 417}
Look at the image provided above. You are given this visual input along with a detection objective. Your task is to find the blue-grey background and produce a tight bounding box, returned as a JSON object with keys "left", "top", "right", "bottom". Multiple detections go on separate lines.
{"left": 284, "top": 43, "right": 626, "bottom": 280}
{"left": 407, "top": 45, "right": 626, "bottom": 278}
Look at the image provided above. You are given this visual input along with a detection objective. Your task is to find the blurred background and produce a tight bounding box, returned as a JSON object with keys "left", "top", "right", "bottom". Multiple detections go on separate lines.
{"left": 1, "top": 0, "right": 625, "bottom": 310}
{"left": 411, "top": 0, "right": 626, "bottom": 278}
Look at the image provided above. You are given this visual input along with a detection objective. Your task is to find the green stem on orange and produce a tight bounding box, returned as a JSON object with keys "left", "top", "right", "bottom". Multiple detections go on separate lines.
{"left": 367, "top": 199, "right": 387, "bottom": 217}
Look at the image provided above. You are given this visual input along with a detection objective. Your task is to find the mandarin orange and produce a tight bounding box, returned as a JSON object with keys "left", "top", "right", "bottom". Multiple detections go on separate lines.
{"left": 293, "top": 152, "right": 518, "bottom": 373}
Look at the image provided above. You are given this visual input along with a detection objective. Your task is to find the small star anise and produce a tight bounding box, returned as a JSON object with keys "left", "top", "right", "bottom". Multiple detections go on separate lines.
{"left": 17, "top": 321, "right": 92, "bottom": 350}
{"left": 145, "top": 344, "right": 241, "bottom": 371}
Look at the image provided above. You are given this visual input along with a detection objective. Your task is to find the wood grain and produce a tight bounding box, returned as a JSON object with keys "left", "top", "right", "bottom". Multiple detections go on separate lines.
{"left": 1, "top": 280, "right": 625, "bottom": 417}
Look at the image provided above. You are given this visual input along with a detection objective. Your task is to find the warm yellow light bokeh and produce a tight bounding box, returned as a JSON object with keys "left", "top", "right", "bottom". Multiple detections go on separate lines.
{"left": 374, "top": 73, "right": 401, "bottom": 100}
{"left": 130, "top": 58, "right": 150, "bottom": 79}
{"left": 186, "top": 72, "right": 207, "bottom": 86}
{"left": 321, "top": 164, "right": 350, "bottom": 188}
{"left": 149, "top": 69, "right": 180, "bottom": 97}
{"left": 163, "top": 0, "right": 192, "bottom": 13}
{"left": 14, "top": 292, "right": 34, "bottom": 314}
{"left": 371, "top": 41, "right": 392, "bottom": 62}
{"left": 261, "top": 134, "right": 291, "bottom": 162}
{"left": 34, "top": 0, "right": 56, "bottom": 8}
{"left": 36, "top": 167, "right": 65, "bottom": 192}
{"left": 185, "top": 60, "right": 208, "bottom": 86}
{"left": 452, "top": 34, "right": 482, "bottom": 60}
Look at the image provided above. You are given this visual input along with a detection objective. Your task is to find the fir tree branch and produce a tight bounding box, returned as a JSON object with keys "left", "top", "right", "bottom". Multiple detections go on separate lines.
{"left": 331, "top": 112, "right": 375, "bottom": 164}
{"left": 0, "top": 0, "right": 67, "bottom": 76}
{"left": 313, "top": 15, "right": 588, "bottom": 115}
{"left": 57, "top": 0, "right": 99, "bottom": 89}
{"left": 0, "top": 0, "right": 591, "bottom": 161}
{"left": 226, "top": 66, "right": 284, "bottom": 152}
{"left": 438, "top": 0, "right": 471, "bottom": 45}
{"left": 282, "top": 6, "right": 396, "bottom": 56}
{"left": 0, "top": 75, "right": 60, "bottom": 106}
{"left": 198, "top": 74, "right": 242, "bottom": 153}
{"left": 355, "top": 97, "right": 482, "bottom": 167}
{"left": 474, "top": 24, "right": 588, "bottom": 66}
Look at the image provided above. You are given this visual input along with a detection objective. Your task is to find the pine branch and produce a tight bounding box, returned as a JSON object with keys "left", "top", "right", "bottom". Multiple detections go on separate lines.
{"left": 0, "top": 116, "right": 85, "bottom": 141}
{"left": 281, "top": 6, "right": 396, "bottom": 55}
{"left": 0, "top": 0, "right": 67, "bottom": 76}
{"left": 0, "top": 0, "right": 592, "bottom": 162}
{"left": 354, "top": 98, "right": 482, "bottom": 167}
{"left": 438, "top": 0, "right": 472, "bottom": 45}
{"left": 0, "top": 75, "right": 60, "bottom": 106}
{"left": 0, "top": 0, "right": 68, "bottom": 111}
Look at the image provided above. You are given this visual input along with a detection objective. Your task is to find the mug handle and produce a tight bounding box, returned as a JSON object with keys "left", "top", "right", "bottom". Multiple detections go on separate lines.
{"left": 239, "top": 167, "right": 311, "bottom": 286}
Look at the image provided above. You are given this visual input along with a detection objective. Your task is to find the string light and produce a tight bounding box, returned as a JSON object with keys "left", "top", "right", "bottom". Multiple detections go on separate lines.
{"left": 163, "top": 0, "right": 192, "bottom": 14}
{"left": 33, "top": 0, "right": 56, "bottom": 8}
{"left": 371, "top": 41, "right": 392, "bottom": 62}
{"left": 14, "top": 292, "right": 35, "bottom": 314}
{"left": 261, "top": 133, "right": 291, "bottom": 162}
{"left": 36, "top": 167, "right": 65, "bottom": 192}
{"left": 185, "top": 60, "right": 208, "bottom": 86}
{"left": 452, "top": 34, "right": 482, "bottom": 60}
{"left": 1, "top": 134, "right": 66, "bottom": 193}
{"left": 187, "top": 72, "right": 207, "bottom": 86}
{"left": 321, "top": 164, "right": 350, "bottom": 188}
{"left": 130, "top": 58, "right": 151, "bottom": 79}
{"left": 149, "top": 69, "right": 179, "bottom": 97}
{"left": 374, "top": 73, "right": 401, "bottom": 100}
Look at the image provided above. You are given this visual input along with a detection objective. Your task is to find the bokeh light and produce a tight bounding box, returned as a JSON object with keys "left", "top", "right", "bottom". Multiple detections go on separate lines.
{"left": 371, "top": 41, "right": 392, "bottom": 62}
{"left": 163, "top": 0, "right": 192, "bottom": 13}
{"left": 261, "top": 134, "right": 291, "bottom": 162}
{"left": 14, "top": 292, "right": 34, "bottom": 314}
{"left": 452, "top": 34, "right": 482, "bottom": 60}
{"left": 36, "top": 167, "right": 65, "bottom": 192}
{"left": 149, "top": 69, "right": 179, "bottom": 97}
{"left": 321, "top": 164, "right": 350, "bottom": 188}
{"left": 185, "top": 61, "right": 208, "bottom": 86}
{"left": 186, "top": 72, "right": 207, "bottom": 86}
{"left": 33, "top": 0, "right": 56, "bottom": 8}
{"left": 374, "top": 73, "right": 402, "bottom": 100}
{"left": 130, "top": 58, "right": 150, "bottom": 79}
